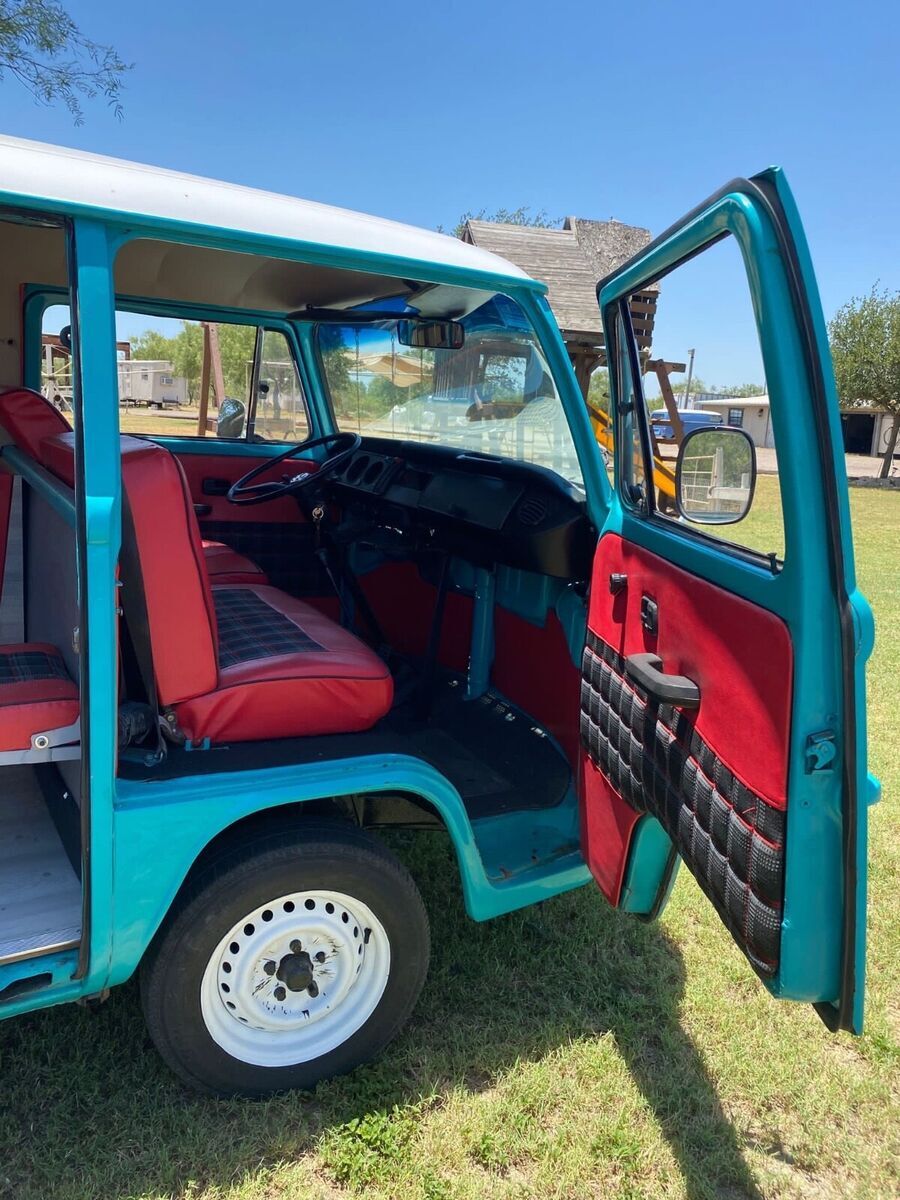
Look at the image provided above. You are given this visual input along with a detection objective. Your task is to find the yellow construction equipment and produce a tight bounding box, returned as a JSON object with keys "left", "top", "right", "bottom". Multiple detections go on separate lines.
{"left": 586, "top": 399, "right": 676, "bottom": 499}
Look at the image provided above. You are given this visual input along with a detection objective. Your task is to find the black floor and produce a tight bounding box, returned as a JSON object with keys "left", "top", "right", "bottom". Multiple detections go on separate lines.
{"left": 120, "top": 674, "right": 571, "bottom": 821}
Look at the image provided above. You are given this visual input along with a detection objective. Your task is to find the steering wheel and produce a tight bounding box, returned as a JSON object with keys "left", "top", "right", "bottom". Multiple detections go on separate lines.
{"left": 226, "top": 432, "right": 361, "bottom": 506}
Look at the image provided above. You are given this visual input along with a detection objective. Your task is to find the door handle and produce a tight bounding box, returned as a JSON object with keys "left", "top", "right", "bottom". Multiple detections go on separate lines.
{"left": 202, "top": 477, "right": 231, "bottom": 496}
{"left": 625, "top": 652, "right": 701, "bottom": 710}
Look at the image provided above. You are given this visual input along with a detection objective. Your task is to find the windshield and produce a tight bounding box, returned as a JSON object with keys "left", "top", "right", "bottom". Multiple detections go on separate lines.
{"left": 315, "top": 295, "right": 584, "bottom": 488}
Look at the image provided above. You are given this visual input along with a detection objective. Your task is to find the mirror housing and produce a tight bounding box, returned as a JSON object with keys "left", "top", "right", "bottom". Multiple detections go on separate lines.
{"left": 675, "top": 426, "right": 757, "bottom": 524}
{"left": 216, "top": 396, "right": 247, "bottom": 439}
{"left": 397, "top": 319, "right": 464, "bottom": 351}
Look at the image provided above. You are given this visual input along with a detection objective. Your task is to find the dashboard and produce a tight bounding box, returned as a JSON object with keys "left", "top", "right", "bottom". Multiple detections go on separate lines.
{"left": 328, "top": 437, "right": 594, "bottom": 579}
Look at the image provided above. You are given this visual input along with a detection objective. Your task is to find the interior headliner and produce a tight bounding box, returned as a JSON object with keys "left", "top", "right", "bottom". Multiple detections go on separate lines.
{"left": 0, "top": 216, "right": 503, "bottom": 385}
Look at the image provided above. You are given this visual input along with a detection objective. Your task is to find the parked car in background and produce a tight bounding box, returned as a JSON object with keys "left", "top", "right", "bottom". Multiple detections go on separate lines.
{"left": 649, "top": 407, "right": 723, "bottom": 441}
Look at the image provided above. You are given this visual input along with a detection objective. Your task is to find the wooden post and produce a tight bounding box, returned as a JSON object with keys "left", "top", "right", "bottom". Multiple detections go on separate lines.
{"left": 570, "top": 349, "right": 602, "bottom": 400}
{"left": 197, "top": 322, "right": 226, "bottom": 435}
{"left": 197, "top": 324, "right": 212, "bottom": 437}
{"left": 646, "top": 359, "right": 687, "bottom": 445}
{"left": 208, "top": 322, "right": 225, "bottom": 410}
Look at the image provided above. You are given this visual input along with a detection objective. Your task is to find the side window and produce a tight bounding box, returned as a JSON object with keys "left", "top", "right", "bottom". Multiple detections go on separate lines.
{"left": 619, "top": 233, "right": 786, "bottom": 561}
{"left": 252, "top": 328, "right": 310, "bottom": 442}
{"left": 39, "top": 304, "right": 76, "bottom": 418}
{"left": 109, "top": 315, "right": 309, "bottom": 443}
{"left": 615, "top": 309, "right": 648, "bottom": 506}
{"left": 114, "top": 313, "right": 256, "bottom": 439}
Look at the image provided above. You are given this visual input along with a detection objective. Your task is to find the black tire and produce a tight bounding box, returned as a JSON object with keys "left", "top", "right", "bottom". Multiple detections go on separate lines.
{"left": 139, "top": 820, "right": 429, "bottom": 1097}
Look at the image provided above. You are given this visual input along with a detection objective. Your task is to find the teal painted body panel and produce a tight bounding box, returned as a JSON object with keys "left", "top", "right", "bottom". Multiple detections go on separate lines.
{"left": 108, "top": 756, "right": 589, "bottom": 989}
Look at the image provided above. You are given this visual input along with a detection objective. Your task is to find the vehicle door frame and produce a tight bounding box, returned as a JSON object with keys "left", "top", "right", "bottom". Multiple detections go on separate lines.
{"left": 594, "top": 173, "right": 870, "bottom": 1030}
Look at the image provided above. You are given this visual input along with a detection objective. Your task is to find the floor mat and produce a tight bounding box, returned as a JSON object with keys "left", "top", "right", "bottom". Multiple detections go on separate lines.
{"left": 121, "top": 675, "right": 571, "bottom": 820}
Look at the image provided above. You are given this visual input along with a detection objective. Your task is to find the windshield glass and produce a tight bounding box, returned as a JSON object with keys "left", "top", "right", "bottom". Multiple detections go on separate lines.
{"left": 315, "top": 295, "right": 584, "bottom": 488}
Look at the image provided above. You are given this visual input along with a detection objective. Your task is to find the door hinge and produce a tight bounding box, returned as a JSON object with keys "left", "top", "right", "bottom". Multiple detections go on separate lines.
{"left": 805, "top": 729, "right": 837, "bottom": 773}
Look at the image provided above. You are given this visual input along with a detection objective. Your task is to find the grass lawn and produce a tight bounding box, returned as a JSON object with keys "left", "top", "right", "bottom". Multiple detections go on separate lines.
{"left": 0, "top": 484, "right": 897, "bottom": 1200}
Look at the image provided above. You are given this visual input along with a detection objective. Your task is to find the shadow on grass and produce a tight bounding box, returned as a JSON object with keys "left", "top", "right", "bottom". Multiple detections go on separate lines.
{"left": 0, "top": 834, "right": 760, "bottom": 1200}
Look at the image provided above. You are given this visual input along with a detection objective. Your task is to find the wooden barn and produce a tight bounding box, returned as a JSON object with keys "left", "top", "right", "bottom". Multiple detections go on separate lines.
{"left": 461, "top": 216, "right": 658, "bottom": 397}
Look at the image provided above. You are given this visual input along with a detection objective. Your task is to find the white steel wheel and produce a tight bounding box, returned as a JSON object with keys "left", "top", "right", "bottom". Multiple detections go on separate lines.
{"left": 200, "top": 889, "right": 391, "bottom": 1067}
{"left": 140, "top": 821, "right": 430, "bottom": 1096}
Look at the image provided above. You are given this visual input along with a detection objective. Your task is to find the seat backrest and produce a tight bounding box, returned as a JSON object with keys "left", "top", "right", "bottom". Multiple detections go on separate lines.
{"left": 117, "top": 436, "right": 220, "bottom": 706}
{"left": 0, "top": 387, "right": 71, "bottom": 458}
{"left": 0, "top": 390, "right": 220, "bottom": 707}
{"left": 42, "top": 432, "right": 220, "bottom": 707}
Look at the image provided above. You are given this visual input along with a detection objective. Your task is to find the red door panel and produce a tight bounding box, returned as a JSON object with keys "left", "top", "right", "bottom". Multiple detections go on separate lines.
{"left": 580, "top": 533, "right": 793, "bottom": 978}
{"left": 174, "top": 450, "right": 322, "bottom": 597}
{"left": 175, "top": 452, "right": 313, "bottom": 524}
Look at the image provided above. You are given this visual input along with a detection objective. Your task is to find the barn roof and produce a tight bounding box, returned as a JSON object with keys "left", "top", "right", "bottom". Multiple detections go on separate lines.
{"left": 462, "top": 216, "right": 656, "bottom": 350}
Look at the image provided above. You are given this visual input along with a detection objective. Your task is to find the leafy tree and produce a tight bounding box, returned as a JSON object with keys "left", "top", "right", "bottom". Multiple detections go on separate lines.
{"left": 587, "top": 367, "right": 610, "bottom": 414}
{"left": 0, "top": 1, "right": 129, "bottom": 122}
{"left": 714, "top": 382, "right": 766, "bottom": 398}
{"left": 217, "top": 324, "right": 257, "bottom": 398}
{"left": 829, "top": 286, "right": 900, "bottom": 478}
{"left": 170, "top": 323, "right": 202, "bottom": 400}
{"left": 129, "top": 330, "right": 173, "bottom": 362}
{"left": 441, "top": 206, "right": 559, "bottom": 240}
{"left": 317, "top": 326, "right": 355, "bottom": 420}
{"left": 670, "top": 376, "right": 707, "bottom": 397}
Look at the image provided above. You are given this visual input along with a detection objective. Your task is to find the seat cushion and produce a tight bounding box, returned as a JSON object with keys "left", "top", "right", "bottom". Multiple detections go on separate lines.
{"left": 201, "top": 540, "right": 269, "bottom": 586}
{"left": 0, "top": 643, "right": 79, "bottom": 751}
{"left": 174, "top": 585, "right": 393, "bottom": 743}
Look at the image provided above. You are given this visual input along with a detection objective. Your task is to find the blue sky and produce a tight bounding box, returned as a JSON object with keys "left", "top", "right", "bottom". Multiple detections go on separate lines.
{"left": 3, "top": 1, "right": 897, "bottom": 388}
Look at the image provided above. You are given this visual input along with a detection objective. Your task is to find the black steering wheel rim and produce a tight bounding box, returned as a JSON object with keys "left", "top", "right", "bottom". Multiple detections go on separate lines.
{"left": 226, "top": 431, "right": 361, "bottom": 506}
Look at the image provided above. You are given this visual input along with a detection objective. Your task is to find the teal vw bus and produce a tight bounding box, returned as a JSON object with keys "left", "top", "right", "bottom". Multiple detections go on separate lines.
{"left": 0, "top": 137, "right": 875, "bottom": 1095}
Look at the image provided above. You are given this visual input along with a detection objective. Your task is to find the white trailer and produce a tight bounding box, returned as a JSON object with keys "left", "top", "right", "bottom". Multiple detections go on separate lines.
{"left": 118, "top": 360, "right": 187, "bottom": 408}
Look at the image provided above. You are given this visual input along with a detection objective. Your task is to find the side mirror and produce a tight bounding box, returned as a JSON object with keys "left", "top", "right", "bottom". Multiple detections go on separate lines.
{"left": 216, "top": 396, "right": 247, "bottom": 439}
{"left": 675, "top": 426, "right": 756, "bottom": 524}
{"left": 397, "top": 319, "right": 464, "bottom": 351}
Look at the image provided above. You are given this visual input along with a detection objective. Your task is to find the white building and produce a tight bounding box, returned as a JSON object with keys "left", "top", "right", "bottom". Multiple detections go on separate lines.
{"left": 117, "top": 360, "right": 187, "bottom": 408}
{"left": 694, "top": 394, "right": 774, "bottom": 448}
{"left": 696, "top": 393, "right": 895, "bottom": 457}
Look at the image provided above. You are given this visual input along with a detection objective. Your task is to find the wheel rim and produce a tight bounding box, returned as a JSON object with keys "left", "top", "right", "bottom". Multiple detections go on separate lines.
{"left": 199, "top": 889, "right": 391, "bottom": 1067}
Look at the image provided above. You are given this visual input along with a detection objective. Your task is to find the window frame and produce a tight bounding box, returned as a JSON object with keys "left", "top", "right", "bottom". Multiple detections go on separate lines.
{"left": 246, "top": 325, "right": 312, "bottom": 445}
{"left": 34, "top": 287, "right": 316, "bottom": 447}
{"left": 606, "top": 239, "right": 785, "bottom": 572}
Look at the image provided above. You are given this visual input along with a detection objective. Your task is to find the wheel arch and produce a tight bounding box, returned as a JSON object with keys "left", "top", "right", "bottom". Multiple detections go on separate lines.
{"left": 110, "top": 759, "right": 484, "bottom": 988}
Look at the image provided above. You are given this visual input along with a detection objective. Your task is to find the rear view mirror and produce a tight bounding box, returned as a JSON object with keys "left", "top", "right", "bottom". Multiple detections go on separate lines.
{"left": 397, "top": 319, "right": 464, "bottom": 351}
{"left": 675, "top": 426, "right": 756, "bottom": 524}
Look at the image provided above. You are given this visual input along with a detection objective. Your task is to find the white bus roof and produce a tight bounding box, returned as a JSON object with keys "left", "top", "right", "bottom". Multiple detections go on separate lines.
{"left": 0, "top": 135, "right": 531, "bottom": 284}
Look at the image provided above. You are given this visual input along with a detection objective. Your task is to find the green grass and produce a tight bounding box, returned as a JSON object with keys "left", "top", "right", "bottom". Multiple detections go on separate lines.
{"left": 1, "top": 489, "right": 898, "bottom": 1200}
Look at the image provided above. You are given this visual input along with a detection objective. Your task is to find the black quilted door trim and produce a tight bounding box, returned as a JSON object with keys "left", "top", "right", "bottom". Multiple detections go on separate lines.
{"left": 579, "top": 630, "right": 785, "bottom": 978}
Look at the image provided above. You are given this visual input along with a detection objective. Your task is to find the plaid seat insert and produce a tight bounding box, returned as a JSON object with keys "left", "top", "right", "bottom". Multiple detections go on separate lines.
{"left": 0, "top": 647, "right": 71, "bottom": 686}
{"left": 214, "top": 588, "right": 324, "bottom": 670}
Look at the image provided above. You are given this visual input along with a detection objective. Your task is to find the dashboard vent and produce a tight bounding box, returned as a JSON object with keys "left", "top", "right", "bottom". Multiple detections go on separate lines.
{"left": 517, "top": 495, "right": 549, "bottom": 526}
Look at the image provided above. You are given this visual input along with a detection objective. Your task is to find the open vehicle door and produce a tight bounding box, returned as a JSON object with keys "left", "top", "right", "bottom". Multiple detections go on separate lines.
{"left": 579, "top": 169, "right": 875, "bottom": 1032}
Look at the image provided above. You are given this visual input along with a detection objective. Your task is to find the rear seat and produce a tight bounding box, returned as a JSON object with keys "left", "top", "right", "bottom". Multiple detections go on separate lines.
{"left": 0, "top": 642, "right": 79, "bottom": 761}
